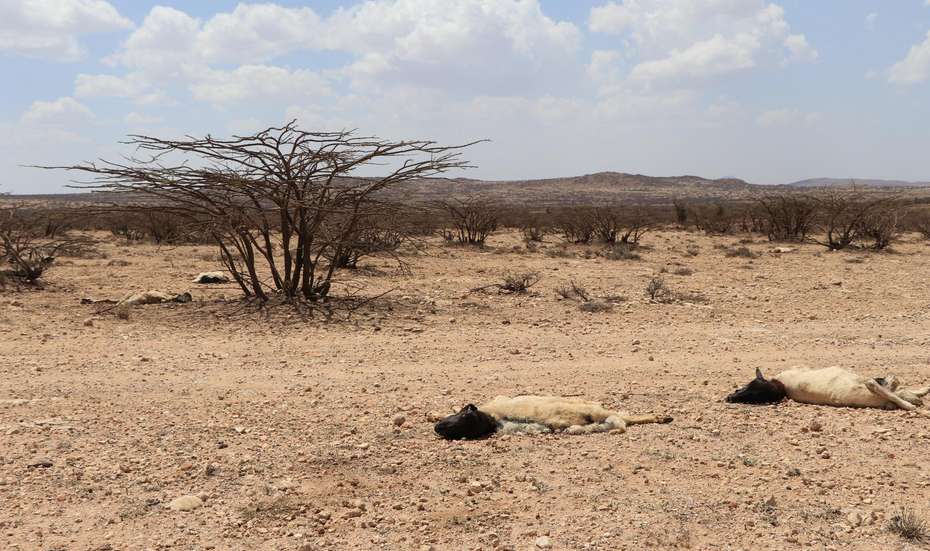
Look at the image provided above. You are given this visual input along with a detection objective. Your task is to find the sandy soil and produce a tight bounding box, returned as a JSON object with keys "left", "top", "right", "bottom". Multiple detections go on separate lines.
{"left": 2, "top": 229, "right": 930, "bottom": 551}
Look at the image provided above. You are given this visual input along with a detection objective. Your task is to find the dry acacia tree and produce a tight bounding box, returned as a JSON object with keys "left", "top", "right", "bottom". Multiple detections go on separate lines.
{"left": 811, "top": 190, "right": 900, "bottom": 250}
{"left": 1, "top": 205, "right": 91, "bottom": 284}
{"left": 435, "top": 197, "right": 499, "bottom": 245}
{"left": 755, "top": 193, "right": 817, "bottom": 242}
{"left": 43, "top": 122, "right": 477, "bottom": 302}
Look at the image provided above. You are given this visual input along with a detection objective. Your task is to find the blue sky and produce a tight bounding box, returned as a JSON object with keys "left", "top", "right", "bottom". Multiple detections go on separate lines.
{"left": 2, "top": 0, "right": 929, "bottom": 193}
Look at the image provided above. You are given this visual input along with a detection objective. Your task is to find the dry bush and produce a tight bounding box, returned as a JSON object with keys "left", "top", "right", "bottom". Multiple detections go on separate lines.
{"left": 521, "top": 223, "right": 548, "bottom": 243}
{"left": 554, "top": 207, "right": 596, "bottom": 244}
{"left": 811, "top": 190, "right": 900, "bottom": 250}
{"left": 692, "top": 201, "right": 740, "bottom": 234}
{"left": 592, "top": 206, "right": 655, "bottom": 245}
{"left": 1, "top": 205, "right": 93, "bottom": 284}
{"left": 43, "top": 122, "right": 476, "bottom": 303}
{"left": 673, "top": 266, "right": 694, "bottom": 276}
{"left": 598, "top": 243, "right": 641, "bottom": 261}
{"left": 902, "top": 208, "right": 930, "bottom": 239}
{"left": 473, "top": 272, "right": 540, "bottom": 294}
{"left": 646, "top": 276, "right": 671, "bottom": 302}
{"left": 326, "top": 216, "right": 407, "bottom": 269}
{"left": 887, "top": 508, "right": 927, "bottom": 542}
{"left": 858, "top": 202, "right": 900, "bottom": 250}
{"left": 435, "top": 197, "right": 499, "bottom": 246}
{"left": 556, "top": 281, "right": 590, "bottom": 302}
{"left": 755, "top": 194, "right": 817, "bottom": 242}
{"left": 672, "top": 198, "right": 688, "bottom": 226}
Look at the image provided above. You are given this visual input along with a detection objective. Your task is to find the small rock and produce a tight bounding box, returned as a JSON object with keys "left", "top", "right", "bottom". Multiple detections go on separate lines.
{"left": 392, "top": 414, "right": 406, "bottom": 427}
{"left": 83, "top": 318, "right": 94, "bottom": 327}
{"left": 809, "top": 419, "right": 823, "bottom": 432}
{"left": 27, "top": 458, "right": 53, "bottom": 469}
{"left": 535, "top": 536, "right": 552, "bottom": 549}
{"left": 167, "top": 495, "right": 203, "bottom": 512}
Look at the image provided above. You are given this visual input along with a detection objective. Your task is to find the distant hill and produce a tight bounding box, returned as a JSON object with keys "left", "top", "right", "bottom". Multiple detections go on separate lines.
{"left": 388, "top": 171, "right": 761, "bottom": 205}
{"left": 7, "top": 172, "right": 763, "bottom": 207}
{"left": 787, "top": 177, "right": 930, "bottom": 188}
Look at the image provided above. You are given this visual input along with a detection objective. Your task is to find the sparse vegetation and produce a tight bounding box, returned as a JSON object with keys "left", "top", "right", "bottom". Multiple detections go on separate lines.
{"left": 646, "top": 276, "right": 670, "bottom": 302}
{"left": 887, "top": 508, "right": 928, "bottom": 542}
{"left": 436, "top": 197, "right": 499, "bottom": 246}
{"left": 44, "top": 122, "right": 476, "bottom": 303}
{"left": 724, "top": 246, "right": 756, "bottom": 258}
{"left": 472, "top": 271, "right": 540, "bottom": 295}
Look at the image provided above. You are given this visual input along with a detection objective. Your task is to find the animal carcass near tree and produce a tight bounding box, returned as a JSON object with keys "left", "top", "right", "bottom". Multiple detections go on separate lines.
{"left": 193, "top": 271, "right": 230, "bottom": 284}
{"left": 434, "top": 395, "right": 672, "bottom": 440}
{"left": 725, "top": 366, "right": 929, "bottom": 412}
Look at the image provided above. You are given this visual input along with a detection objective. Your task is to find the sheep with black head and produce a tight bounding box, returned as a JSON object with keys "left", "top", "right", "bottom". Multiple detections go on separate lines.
{"left": 726, "top": 366, "right": 929, "bottom": 412}
{"left": 434, "top": 395, "right": 672, "bottom": 440}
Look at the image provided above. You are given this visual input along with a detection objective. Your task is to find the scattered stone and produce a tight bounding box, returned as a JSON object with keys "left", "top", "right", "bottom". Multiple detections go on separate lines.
{"left": 167, "top": 495, "right": 203, "bottom": 512}
{"left": 809, "top": 419, "right": 823, "bottom": 432}
{"left": 83, "top": 318, "right": 94, "bottom": 327}
{"left": 535, "top": 536, "right": 552, "bottom": 549}
{"left": 392, "top": 414, "right": 406, "bottom": 427}
{"left": 27, "top": 458, "right": 53, "bottom": 469}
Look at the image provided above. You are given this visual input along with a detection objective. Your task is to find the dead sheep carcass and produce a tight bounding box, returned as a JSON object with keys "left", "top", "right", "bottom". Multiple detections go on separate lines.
{"left": 726, "top": 366, "right": 930, "bottom": 412}
{"left": 193, "top": 272, "right": 230, "bottom": 284}
{"left": 434, "top": 395, "right": 672, "bottom": 440}
{"left": 120, "top": 291, "right": 192, "bottom": 306}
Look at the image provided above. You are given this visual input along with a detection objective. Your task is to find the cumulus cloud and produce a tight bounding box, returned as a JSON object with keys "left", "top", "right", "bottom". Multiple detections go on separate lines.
{"left": 889, "top": 30, "right": 930, "bottom": 84}
{"left": 103, "top": 1, "right": 581, "bottom": 99}
{"left": 0, "top": 0, "right": 132, "bottom": 61}
{"left": 630, "top": 34, "right": 759, "bottom": 82}
{"left": 190, "top": 65, "right": 331, "bottom": 105}
{"left": 589, "top": 0, "right": 815, "bottom": 84}
{"left": 21, "top": 96, "right": 94, "bottom": 125}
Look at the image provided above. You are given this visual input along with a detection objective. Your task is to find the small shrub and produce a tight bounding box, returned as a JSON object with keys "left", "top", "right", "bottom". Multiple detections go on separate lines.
{"left": 673, "top": 267, "right": 693, "bottom": 276}
{"left": 684, "top": 245, "right": 700, "bottom": 257}
{"left": 556, "top": 281, "right": 590, "bottom": 302}
{"left": 472, "top": 272, "right": 540, "bottom": 295}
{"left": 599, "top": 244, "right": 641, "bottom": 261}
{"left": 501, "top": 272, "right": 540, "bottom": 294}
{"left": 521, "top": 224, "right": 547, "bottom": 243}
{"left": 646, "top": 276, "right": 670, "bottom": 302}
{"left": 887, "top": 508, "right": 928, "bottom": 542}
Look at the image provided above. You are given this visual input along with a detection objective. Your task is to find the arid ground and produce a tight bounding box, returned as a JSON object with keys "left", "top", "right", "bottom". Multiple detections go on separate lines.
{"left": 2, "top": 229, "right": 930, "bottom": 550}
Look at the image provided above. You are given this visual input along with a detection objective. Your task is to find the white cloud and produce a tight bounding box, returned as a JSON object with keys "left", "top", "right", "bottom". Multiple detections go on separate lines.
{"left": 106, "top": 6, "right": 200, "bottom": 77}
{"left": 889, "top": 30, "right": 930, "bottom": 84}
{"left": 589, "top": 0, "right": 814, "bottom": 84}
{"left": 784, "top": 34, "right": 817, "bottom": 61}
{"left": 329, "top": 0, "right": 582, "bottom": 94}
{"left": 105, "top": 1, "right": 581, "bottom": 99}
{"left": 195, "top": 3, "right": 322, "bottom": 64}
{"left": 865, "top": 12, "right": 878, "bottom": 31}
{"left": 755, "top": 108, "right": 822, "bottom": 128}
{"left": 0, "top": 0, "right": 132, "bottom": 61}
{"left": 630, "top": 33, "right": 759, "bottom": 83}
{"left": 190, "top": 65, "right": 331, "bottom": 105}
{"left": 587, "top": 49, "right": 623, "bottom": 84}
{"left": 21, "top": 97, "right": 94, "bottom": 125}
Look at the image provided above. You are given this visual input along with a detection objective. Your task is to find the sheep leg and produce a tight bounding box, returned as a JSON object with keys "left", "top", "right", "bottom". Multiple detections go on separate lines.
{"left": 864, "top": 380, "right": 927, "bottom": 415}
{"left": 620, "top": 413, "right": 673, "bottom": 426}
{"left": 910, "top": 387, "right": 930, "bottom": 398}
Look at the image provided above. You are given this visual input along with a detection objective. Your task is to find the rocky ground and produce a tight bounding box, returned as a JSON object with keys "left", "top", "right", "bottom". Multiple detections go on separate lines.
{"left": 2, "top": 229, "right": 930, "bottom": 551}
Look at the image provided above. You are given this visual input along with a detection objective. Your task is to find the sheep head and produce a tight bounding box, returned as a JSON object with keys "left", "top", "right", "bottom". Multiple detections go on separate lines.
{"left": 725, "top": 368, "right": 787, "bottom": 404}
{"left": 434, "top": 404, "right": 498, "bottom": 440}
